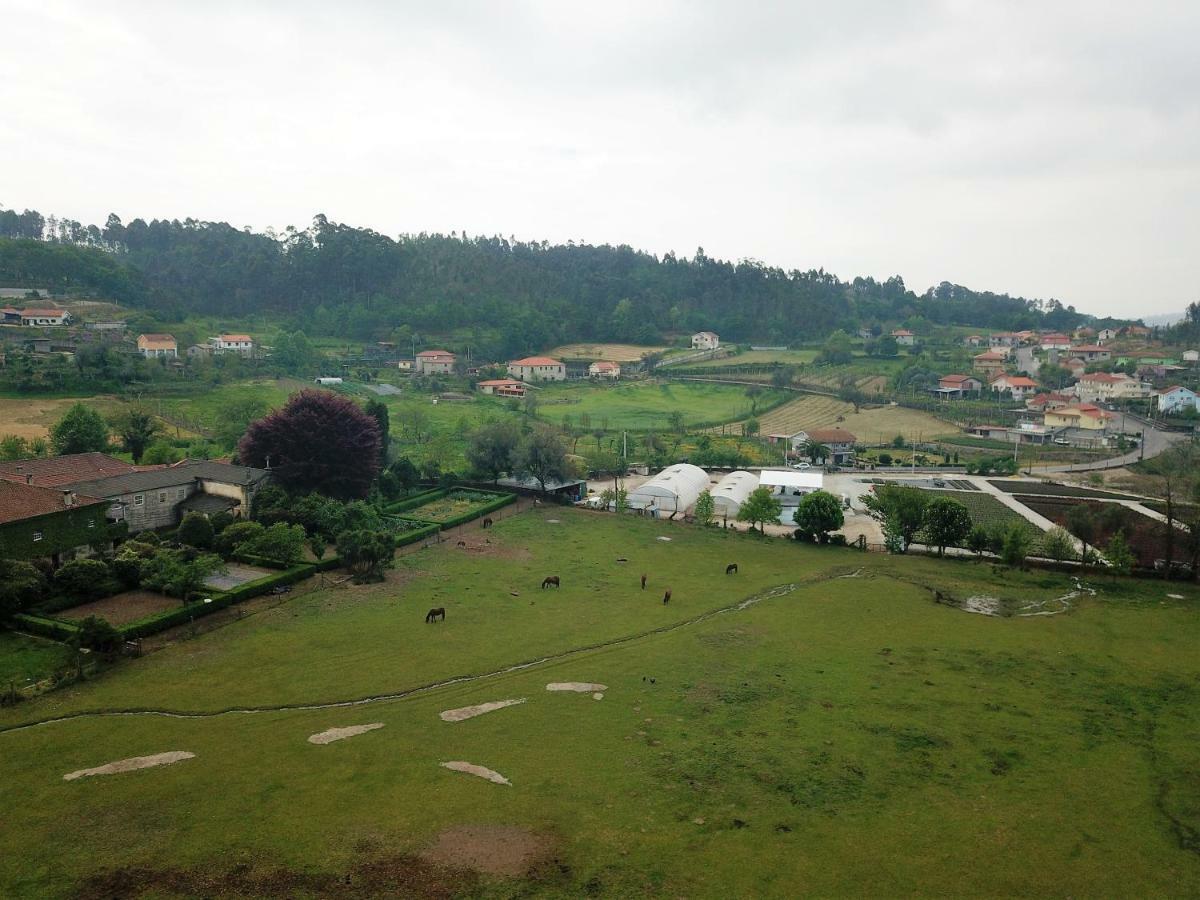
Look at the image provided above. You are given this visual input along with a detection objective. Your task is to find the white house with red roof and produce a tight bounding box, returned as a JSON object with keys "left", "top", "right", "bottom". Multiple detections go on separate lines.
{"left": 936, "top": 374, "right": 983, "bottom": 396}
{"left": 989, "top": 374, "right": 1038, "bottom": 400}
{"left": 209, "top": 334, "right": 255, "bottom": 357}
{"left": 1074, "top": 372, "right": 1149, "bottom": 403}
{"left": 20, "top": 308, "right": 72, "bottom": 326}
{"left": 414, "top": 349, "right": 456, "bottom": 375}
{"left": 137, "top": 333, "right": 178, "bottom": 358}
{"left": 476, "top": 378, "right": 527, "bottom": 398}
{"left": 508, "top": 356, "right": 566, "bottom": 381}
{"left": 1039, "top": 333, "right": 1072, "bottom": 351}
{"left": 890, "top": 329, "right": 915, "bottom": 346}
{"left": 588, "top": 360, "right": 621, "bottom": 379}
{"left": 1044, "top": 404, "right": 1115, "bottom": 431}
{"left": 1070, "top": 344, "right": 1111, "bottom": 362}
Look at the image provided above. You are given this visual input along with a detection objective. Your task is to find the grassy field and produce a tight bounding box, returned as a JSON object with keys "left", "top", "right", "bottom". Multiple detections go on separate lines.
{"left": 683, "top": 349, "right": 820, "bottom": 367}
{"left": 0, "top": 395, "right": 128, "bottom": 441}
{"left": 1, "top": 509, "right": 1199, "bottom": 897}
{"left": 533, "top": 381, "right": 788, "bottom": 431}
{"left": 548, "top": 343, "right": 668, "bottom": 362}
{"left": 0, "top": 633, "right": 67, "bottom": 687}
{"left": 716, "top": 396, "right": 957, "bottom": 444}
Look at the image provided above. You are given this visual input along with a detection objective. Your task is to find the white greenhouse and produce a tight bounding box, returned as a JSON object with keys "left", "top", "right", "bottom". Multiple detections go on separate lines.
{"left": 627, "top": 463, "right": 710, "bottom": 515}
{"left": 710, "top": 470, "right": 759, "bottom": 519}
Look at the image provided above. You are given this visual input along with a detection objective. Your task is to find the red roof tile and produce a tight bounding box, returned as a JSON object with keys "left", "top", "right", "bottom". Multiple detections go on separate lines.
{"left": 0, "top": 480, "right": 104, "bottom": 525}
{"left": 0, "top": 453, "right": 137, "bottom": 488}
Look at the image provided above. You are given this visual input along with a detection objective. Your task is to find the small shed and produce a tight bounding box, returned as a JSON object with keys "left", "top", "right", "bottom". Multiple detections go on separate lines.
{"left": 710, "top": 470, "right": 759, "bottom": 519}
{"left": 758, "top": 469, "right": 823, "bottom": 504}
{"left": 627, "top": 463, "right": 709, "bottom": 515}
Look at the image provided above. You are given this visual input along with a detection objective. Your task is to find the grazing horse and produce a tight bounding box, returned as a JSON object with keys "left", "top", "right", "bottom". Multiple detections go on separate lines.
{"left": 481, "top": 517, "right": 493, "bottom": 529}
{"left": 542, "top": 575, "right": 560, "bottom": 589}
{"left": 662, "top": 589, "right": 672, "bottom": 605}
{"left": 456, "top": 540, "right": 467, "bottom": 548}
{"left": 640, "top": 573, "right": 647, "bottom": 590}
{"left": 425, "top": 607, "right": 446, "bottom": 623}
{"left": 725, "top": 563, "right": 738, "bottom": 575}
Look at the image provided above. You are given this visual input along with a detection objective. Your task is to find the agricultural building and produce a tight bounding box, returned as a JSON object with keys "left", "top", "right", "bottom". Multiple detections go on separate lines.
{"left": 710, "top": 470, "right": 759, "bottom": 519}
{"left": 588, "top": 360, "right": 621, "bottom": 379}
{"left": 414, "top": 349, "right": 456, "bottom": 374}
{"left": 507, "top": 356, "right": 566, "bottom": 382}
{"left": 758, "top": 469, "right": 823, "bottom": 504}
{"left": 627, "top": 463, "right": 710, "bottom": 515}
{"left": 477, "top": 378, "right": 527, "bottom": 397}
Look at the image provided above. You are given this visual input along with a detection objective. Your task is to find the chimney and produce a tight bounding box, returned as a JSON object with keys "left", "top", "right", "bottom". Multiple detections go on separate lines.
{"left": 26, "top": 473, "right": 33, "bottom": 485}
{"left": 62, "top": 490, "right": 75, "bottom": 507}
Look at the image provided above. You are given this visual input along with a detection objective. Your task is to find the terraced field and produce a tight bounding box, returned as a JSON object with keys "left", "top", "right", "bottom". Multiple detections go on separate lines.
{"left": 717, "top": 396, "right": 958, "bottom": 444}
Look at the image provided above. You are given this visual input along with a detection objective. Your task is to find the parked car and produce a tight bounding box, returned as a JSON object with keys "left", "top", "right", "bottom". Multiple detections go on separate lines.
{"left": 791, "top": 461, "right": 812, "bottom": 470}
{"left": 1053, "top": 438, "right": 1071, "bottom": 446}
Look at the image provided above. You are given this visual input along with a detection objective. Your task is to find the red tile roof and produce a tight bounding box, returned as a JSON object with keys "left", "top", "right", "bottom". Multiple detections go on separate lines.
{"left": 993, "top": 376, "right": 1037, "bottom": 388}
{"left": 0, "top": 480, "right": 104, "bottom": 525}
{"left": 939, "top": 374, "right": 978, "bottom": 384}
{"left": 218, "top": 334, "right": 253, "bottom": 343}
{"left": 416, "top": 349, "right": 454, "bottom": 357}
{"left": 590, "top": 360, "right": 620, "bottom": 370}
{"left": 0, "top": 453, "right": 137, "bottom": 488}
{"left": 510, "top": 356, "right": 564, "bottom": 367}
{"left": 21, "top": 308, "right": 68, "bottom": 317}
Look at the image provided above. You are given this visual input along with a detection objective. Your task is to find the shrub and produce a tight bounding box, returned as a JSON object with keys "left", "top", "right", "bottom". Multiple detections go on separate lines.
{"left": 240, "top": 523, "right": 306, "bottom": 566}
{"left": 177, "top": 512, "right": 215, "bottom": 549}
{"left": 0, "top": 559, "right": 48, "bottom": 618}
{"left": 53, "top": 558, "right": 117, "bottom": 602}
{"left": 336, "top": 529, "right": 396, "bottom": 583}
{"left": 215, "top": 521, "right": 265, "bottom": 556}
{"left": 73, "top": 616, "right": 122, "bottom": 655}
{"left": 208, "top": 510, "right": 235, "bottom": 534}
{"left": 107, "top": 554, "right": 142, "bottom": 589}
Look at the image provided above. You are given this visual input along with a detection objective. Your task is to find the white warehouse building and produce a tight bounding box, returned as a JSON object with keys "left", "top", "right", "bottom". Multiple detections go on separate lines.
{"left": 627, "top": 463, "right": 710, "bottom": 516}
{"left": 710, "top": 470, "right": 759, "bottom": 519}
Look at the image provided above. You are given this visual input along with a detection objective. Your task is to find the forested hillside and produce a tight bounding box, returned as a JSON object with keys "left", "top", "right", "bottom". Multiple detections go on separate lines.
{"left": 0, "top": 208, "right": 1088, "bottom": 354}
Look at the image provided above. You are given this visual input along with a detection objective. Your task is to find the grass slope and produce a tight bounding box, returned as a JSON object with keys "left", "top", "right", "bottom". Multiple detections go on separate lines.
{"left": 533, "top": 381, "right": 787, "bottom": 431}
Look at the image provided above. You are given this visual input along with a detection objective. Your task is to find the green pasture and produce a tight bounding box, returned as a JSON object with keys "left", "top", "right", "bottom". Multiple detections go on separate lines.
{"left": 684, "top": 349, "right": 820, "bottom": 367}
{"left": 1, "top": 510, "right": 1199, "bottom": 897}
{"left": 533, "top": 381, "right": 788, "bottom": 431}
{"left": 0, "top": 633, "right": 66, "bottom": 687}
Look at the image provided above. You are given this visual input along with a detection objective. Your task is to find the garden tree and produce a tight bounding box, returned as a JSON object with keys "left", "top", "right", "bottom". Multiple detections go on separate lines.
{"left": 922, "top": 497, "right": 972, "bottom": 556}
{"left": 1104, "top": 530, "right": 1135, "bottom": 577}
{"left": 0, "top": 434, "right": 29, "bottom": 460}
{"left": 966, "top": 525, "right": 991, "bottom": 558}
{"left": 737, "top": 486, "right": 783, "bottom": 534}
{"left": 393, "top": 402, "right": 431, "bottom": 444}
{"left": 587, "top": 447, "right": 625, "bottom": 494}
{"left": 309, "top": 534, "right": 327, "bottom": 562}
{"left": 363, "top": 398, "right": 390, "bottom": 462}
{"left": 50, "top": 402, "right": 109, "bottom": 455}
{"left": 1001, "top": 524, "right": 1033, "bottom": 569}
{"left": 818, "top": 330, "right": 854, "bottom": 365}
{"left": 242, "top": 523, "right": 307, "bottom": 566}
{"left": 668, "top": 410, "right": 686, "bottom": 435}
{"left": 141, "top": 440, "right": 182, "bottom": 464}
{"left": 515, "top": 428, "right": 569, "bottom": 492}
{"left": 215, "top": 520, "right": 266, "bottom": 555}
{"left": 209, "top": 510, "right": 235, "bottom": 534}
{"left": 744, "top": 418, "right": 760, "bottom": 438}
{"left": 336, "top": 528, "right": 396, "bottom": 583}
{"left": 861, "top": 485, "right": 928, "bottom": 553}
{"left": 792, "top": 490, "right": 844, "bottom": 543}
{"left": 466, "top": 421, "right": 521, "bottom": 481}
{"left": 1141, "top": 442, "right": 1200, "bottom": 578}
{"left": 139, "top": 549, "right": 226, "bottom": 602}
{"left": 694, "top": 489, "right": 716, "bottom": 526}
{"left": 599, "top": 487, "right": 628, "bottom": 512}
{"left": 72, "top": 616, "right": 122, "bottom": 655}
{"left": 115, "top": 409, "right": 159, "bottom": 464}
{"left": 1040, "top": 526, "right": 1077, "bottom": 564}
{"left": 1065, "top": 504, "right": 1098, "bottom": 570}
{"left": 273, "top": 331, "right": 320, "bottom": 374}
{"left": 0, "top": 559, "right": 46, "bottom": 618}
{"left": 215, "top": 397, "right": 270, "bottom": 450}
{"left": 177, "top": 511, "right": 215, "bottom": 549}
{"left": 53, "top": 559, "right": 116, "bottom": 601}
{"left": 238, "top": 389, "right": 382, "bottom": 499}
{"left": 770, "top": 367, "right": 795, "bottom": 388}
{"left": 801, "top": 440, "right": 830, "bottom": 464}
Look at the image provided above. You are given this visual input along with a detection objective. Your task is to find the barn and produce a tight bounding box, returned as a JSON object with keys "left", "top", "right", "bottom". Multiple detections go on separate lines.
{"left": 626, "top": 463, "right": 710, "bottom": 515}
{"left": 710, "top": 470, "right": 759, "bottom": 519}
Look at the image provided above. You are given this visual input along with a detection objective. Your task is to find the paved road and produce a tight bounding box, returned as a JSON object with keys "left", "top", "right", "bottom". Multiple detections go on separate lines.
{"left": 1031, "top": 420, "right": 1187, "bottom": 473}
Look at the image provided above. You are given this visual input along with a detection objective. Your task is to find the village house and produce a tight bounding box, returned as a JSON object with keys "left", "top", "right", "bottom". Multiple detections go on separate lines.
{"left": 972, "top": 350, "right": 1008, "bottom": 377}
{"left": 691, "top": 331, "right": 720, "bottom": 350}
{"left": 0, "top": 480, "right": 116, "bottom": 564}
{"left": 1025, "top": 392, "right": 1073, "bottom": 413}
{"left": 0, "top": 452, "right": 139, "bottom": 488}
{"left": 765, "top": 428, "right": 856, "bottom": 466}
{"left": 1044, "top": 404, "right": 1114, "bottom": 431}
{"left": 989, "top": 374, "right": 1038, "bottom": 400}
{"left": 964, "top": 334, "right": 984, "bottom": 347}
{"left": 1039, "top": 334, "right": 1072, "bottom": 351}
{"left": 890, "top": 329, "right": 915, "bottom": 346}
{"left": 988, "top": 332, "right": 1019, "bottom": 348}
{"left": 1074, "top": 372, "right": 1149, "bottom": 404}
{"left": 1123, "top": 325, "right": 1152, "bottom": 338}
{"left": 1063, "top": 357, "right": 1088, "bottom": 377}
{"left": 209, "top": 334, "right": 255, "bottom": 357}
{"left": 588, "top": 360, "right": 621, "bottom": 380}
{"left": 0, "top": 306, "right": 22, "bottom": 324}
{"left": 476, "top": 378, "right": 527, "bottom": 398}
{"left": 1097, "top": 328, "right": 1118, "bottom": 343}
{"left": 1183, "top": 350, "right": 1199, "bottom": 364}
{"left": 1070, "top": 344, "right": 1112, "bottom": 362}
{"left": 136, "top": 333, "right": 178, "bottom": 358}
{"left": 1156, "top": 385, "right": 1198, "bottom": 415}
{"left": 414, "top": 349, "right": 457, "bottom": 375}
{"left": 507, "top": 356, "right": 566, "bottom": 382}
{"left": 935, "top": 374, "right": 983, "bottom": 397}
{"left": 20, "top": 308, "right": 72, "bottom": 327}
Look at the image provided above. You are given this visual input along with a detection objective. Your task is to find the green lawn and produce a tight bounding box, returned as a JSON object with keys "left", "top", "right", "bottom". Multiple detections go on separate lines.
{"left": 533, "top": 381, "right": 789, "bottom": 431}
{"left": 1, "top": 510, "right": 1198, "bottom": 897}
{"left": 0, "top": 633, "right": 66, "bottom": 688}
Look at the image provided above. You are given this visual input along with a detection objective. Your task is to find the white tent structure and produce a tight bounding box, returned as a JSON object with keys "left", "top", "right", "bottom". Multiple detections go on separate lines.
{"left": 627, "top": 463, "right": 710, "bottom": 515}
{"left": 710, "top": 470, "right": 759, "bottom": 519}
{"left": 758, "top": 469, "right": 823, "bottom": 504}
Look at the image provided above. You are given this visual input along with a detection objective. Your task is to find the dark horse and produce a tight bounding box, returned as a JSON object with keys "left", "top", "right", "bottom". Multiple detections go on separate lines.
{"left": 481, "top": 517, "right": 493, "bottom": 529}
{"left": 662, "top": 589, "right": 672, "bottom": 605}
{"left": 425, "top": 607, "right": 446, "bottom": 623}
{"left": 542, "top": 575, "right": 560, "bottom": 588}
{"left": 640, "top": 573, "right": 647, "bottom": 590}
{"left": 725, "top": 563, "right": 738, "bottom": 575}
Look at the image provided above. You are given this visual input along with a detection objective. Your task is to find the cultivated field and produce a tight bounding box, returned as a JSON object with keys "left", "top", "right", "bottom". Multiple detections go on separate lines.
{"left": 1, "top": 510, "right": 1198, "bottom": 897}
{"left": 716, "top": 395, "right": 957, "bottom": 443}
{"left": 548, "top": 343, "right": 668, "bottom": 362}
{"left": 534, "top": 381, "right": 788, "bottom": 431}
{"left": 683, "top": 349, "right": 820, "bottom": 367}
{"left": 0, "top": 395, "right": 123, "bottom": 441}
{"left": 58, "top": 590, "right": 179, "bottom": 627}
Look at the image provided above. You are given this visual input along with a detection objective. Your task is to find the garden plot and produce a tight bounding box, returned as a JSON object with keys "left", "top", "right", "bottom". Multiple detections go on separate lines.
{"left": 403, "top": 491, "right": 506, "bottom": 524}
{"left": 204, "top": 563, "right": 277, "bottom": 591}
{"left": 58, "top": 590, "right": 178, "bottom": 627}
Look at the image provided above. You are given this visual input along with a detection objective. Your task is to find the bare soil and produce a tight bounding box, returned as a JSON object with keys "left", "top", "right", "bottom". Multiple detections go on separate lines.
{"left": 421, "top": 825, "right": 557, "bottom": 877}
{"left": 439, "top": 699, "right": 526, "bottom": 722}
{"left": 308, "top": 723, "right": 384, "bottom": 745}
{"left": 546, "top": 682, "right": 607, "bottom": 693}
{"left": 440, "top": 761, "right": 511, "bottom": 786}
{"left": 59, "top": 590, "right": 178, "bottom": 626}
{"left": 64, "top": 751, "right": 195, "bottom": 781}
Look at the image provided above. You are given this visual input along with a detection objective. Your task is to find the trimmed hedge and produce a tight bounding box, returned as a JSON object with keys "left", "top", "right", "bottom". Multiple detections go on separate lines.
{"left": 430, "top": 492, "right": 516, "bottom": 529}
{"left": 394, "top": 522, "right": 441, "bottom": 548}
{"left": 229, "top": 551, "right": 294, "bottom": 570}
{"left": 12, "top": 613, "right": 82, "bottom": 642}
{"left": 380, "top": 487, "right": 448, "bottom": 515}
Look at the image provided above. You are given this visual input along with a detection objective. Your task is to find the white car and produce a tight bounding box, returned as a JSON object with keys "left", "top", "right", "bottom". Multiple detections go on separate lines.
{"left": 791, "top": 461, "right": 812, "bottom": 469}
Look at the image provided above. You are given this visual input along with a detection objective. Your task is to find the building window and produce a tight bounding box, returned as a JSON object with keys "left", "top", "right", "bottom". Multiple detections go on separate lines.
{"left": 87, "top": 519, "right": 96, "bottom": 529}
{"left": 159, "top": 491, "right": 167, "bottom": 503}
{"left": 134, "top": 495, "right": 144, "bottom": 506}
{"left": 32, "top": 531, "right": 43, "bottom": 541}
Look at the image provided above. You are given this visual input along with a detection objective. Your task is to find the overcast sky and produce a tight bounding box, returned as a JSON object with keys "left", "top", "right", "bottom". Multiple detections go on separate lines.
{"left": 3, "top": 1, "right": 1198, "bottom": 317}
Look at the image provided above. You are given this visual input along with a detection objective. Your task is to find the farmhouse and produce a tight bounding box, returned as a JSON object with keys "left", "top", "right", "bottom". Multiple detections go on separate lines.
{"left": 20, "top": 308, "right": 72, "bottom": 327}
{"left": 758, "top": 469, "right": 823, "bottom": 504}
{"left": 136, "top": 333, "right": 178, "bottom": 358}
{"left": 1071, "top": 344, "right": 1111, "bottom": 362}
{"left": 891, "top": 329, "right": 915, "bottom": 346}
{"left": 1074, "top": 372, "right": 1148, "bottom": 403}
{"left": 1156, "top": 385, "right": 1198, "bottom": 415}
{"left": 626, "top": 463, "right": 709, "bottom": 515}
{"left": 1097, "top": 328, "right": 1118, "bottom": 342}
{"left": 1044, "top": 404, "right": 1114, "bottom": 431}
{"left": 476, "top": 378, "right": 527, "bottom": 398}
{"left": 1039, "top": 334, "right": 1072, "bottom": 351}
{"left": 691, "top": 331, "right": 720, "bottom": 350}
{"left": 937, "top": 374, "right": 982, "bottom": 396}
{"left": 964, "top": 335, "right": 984, "bottom": 347}
{"left": 1026, "top": 391, "right": 1073, "bottom": 412}
{"left": 989, "top": 374, "right": 1038, "bottom": 400}
{"left": 787, "top": 428, "right": 857, "bottom": 465}
{"left": 68, "top": 460, "right": 272, "bottom": 533}
{"left": 0, "top": 480, "right": 115, "bottom": 563}
{"left": 209, "top": 334, "right": 255, "bottom": 357}
{"left": 972, "top": 351, "right": 1007, "bottom": 376}
{"left": 588, "top": 360, "right": 621, "bottom": 380}
{"left": 988, "top": 333, "right": 1019, "bottom": 348}
{"left": 0, "top": 452, "right": 138, "bottom": 488}
{"left": 507, "top": 356, "right": 566, "bottom": 382}
{"left": 710, "top": 470, "right": 759, "bottom": 519}
{"left": 414, "top": 349, "right": 456, "bottom": 375}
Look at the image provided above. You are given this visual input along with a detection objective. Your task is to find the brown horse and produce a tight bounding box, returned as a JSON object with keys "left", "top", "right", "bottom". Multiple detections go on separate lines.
{"left": 425, "top": 607, "right": 445, "bottom": 623}
{"left": 542, "top": 575, "right": 560, "bottom": 588}
{"left": 481, "top": 517, "right": 493, "bottom": 529}
{"left": 725, "top": 563, "right": 738, "bottom": 575}
{"left": 662, "top": 589, "right": 672, "bottom": 605}
{"left": 640, "top": 573, "right": 647, "bottom": 590}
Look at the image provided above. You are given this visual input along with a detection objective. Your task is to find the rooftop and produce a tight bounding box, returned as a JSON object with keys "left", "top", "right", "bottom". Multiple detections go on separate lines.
{"left": 0, "top": 480, "right": 104, "bottom": 525}
{"left": 416, "top": 349, "right": 454, "bottom": 357}
{"left": 758, "top": 469, "right": 823, "bottom": 490}
{"left": 219, "top": 334, "right": 253, "bottom": 342}
{"left": 69, "top": 459, "right": 271, "bottom": 497}
{"left": 510, "top": 356, "right": 564, "bottom": 367}
{"left": 0, "top": 452, "right": 138, "bottom": 488}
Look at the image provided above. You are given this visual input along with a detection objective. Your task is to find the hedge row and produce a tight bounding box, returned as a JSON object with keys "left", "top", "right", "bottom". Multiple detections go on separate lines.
{"left": 12, "top": 614, "right": 82, "bottom": 642}
{"left": 393, "top": 522, "right": 442, "bottom": 548}
{"left": 427, "top": 492, "right": 516, "bottom": 529}
{"left": 229, "top": 551, "right": 294, "bottom": 570}
{"left": 380, "top": 487, "right": 448, "bottom": 514}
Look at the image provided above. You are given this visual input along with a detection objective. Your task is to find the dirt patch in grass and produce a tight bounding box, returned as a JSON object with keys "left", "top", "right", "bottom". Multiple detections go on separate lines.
{"left": 308, "top": 723, "right": 384, "bottom": 745}
{"left": 421, "top": 825, "right": 557, "bottom": 877}
{"left": 64, "top": 751, "right": 195, "bottom": 781}
{"left": 440, "top": 699, "right": 526, "bottom": 722}
{"left": 441, "top": 761, "right": 511, "bottom": 785}
{"left": 546, "top": 682, "right": 607, "bottom": 693}
{"left": 58, "top": 590, "right": 178, "bottom": 627}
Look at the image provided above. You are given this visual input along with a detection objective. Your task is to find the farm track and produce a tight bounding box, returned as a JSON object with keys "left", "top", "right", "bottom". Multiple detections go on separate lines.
{"left": 0, "top": 568, "right": 871, "bottom": 736}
